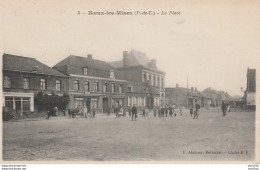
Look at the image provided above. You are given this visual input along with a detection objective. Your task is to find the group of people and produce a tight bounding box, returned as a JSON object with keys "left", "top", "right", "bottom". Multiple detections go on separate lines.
{"left": 189, "top": 102, "right": 201, "bottom": 119}
{"left": 153, "top": 106, "right": 183, "bottom": 118}
{"left": 121, "top": 105, "right": 186, "bottom": 121}
{"left": 221, "top": 102, "right": 231, "bottom": 117}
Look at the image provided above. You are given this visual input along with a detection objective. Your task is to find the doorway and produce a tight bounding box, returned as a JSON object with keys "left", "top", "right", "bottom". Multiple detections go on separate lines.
{"left": 102, "top": 97, "right": 109, "bottom": 113}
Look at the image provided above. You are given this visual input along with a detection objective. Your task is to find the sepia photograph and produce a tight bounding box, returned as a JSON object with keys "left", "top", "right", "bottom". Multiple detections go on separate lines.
{"left": 0, "top": 0, "right": 259, "bottom": 165}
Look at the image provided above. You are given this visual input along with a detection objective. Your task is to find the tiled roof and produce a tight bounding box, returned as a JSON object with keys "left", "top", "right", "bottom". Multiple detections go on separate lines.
{"left": 54, "top": 55, "right": 115, "bottom": 71}
{"left": 109, "top": 49, "right": 164, "bottom": 73}
{"left": 3, "top": 54, "right": 66, "bottom": 77}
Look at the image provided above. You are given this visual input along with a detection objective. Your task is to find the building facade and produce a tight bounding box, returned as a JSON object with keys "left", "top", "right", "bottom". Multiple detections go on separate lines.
{"left": 53, "top": 54, "right": 127, "bottom": 113}
{"left": 2, "top": 54, "right": 68, "bottom": 116}
{"left": 243, "top": 68, "right": 256, "bottom": 109}
{"left": 110, "top": 50, "right": 165, "bottom": 110}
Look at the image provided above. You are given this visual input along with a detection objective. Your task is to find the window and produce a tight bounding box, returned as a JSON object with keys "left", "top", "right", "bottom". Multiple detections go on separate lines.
{"left": 75, "top": 98, "right": 83, "bottom": 108}
{"left": 56, "top": 80, "right": 61, "bottom": 91}
{"left": 103, "top": 83, "right": 107, "bottom": 92}
{"left": 149, "top": 74, "right": 152, "bottom": 84}
{"left": 119, "top": 84, "right": 123, "bottom": 93}
{"left": 158, "top": 77, "right": 160, "bottom": 87}
{"left": 91, "top": 98, "right": 99, "bottom": 108}
{"left": 83, "top": 67, "right": 88, "bottom": 75}
{"left": 85, "top": 81, "right": 89, "bottom": 91}
{"left": 40, "top": 79, "right": 46, "bottom": 90}
{"left": 153, "top": 75, "right": 156, "bottom": 86}
{"left": 110, "top": 70, "right": 115, "bottom": 79}
{"left": 22, "top": 97, "right": 30, "bottom": 111}
{"left": 3, "top": 76, "right": 11, "bottom": 88}
{"left": 161, "top": 77, "right": 164, "bottom": 87}
{"left": 111, "top": 83, "right": 115, "bottom": 93}
{"left": 143, "top": 87, "right": 148, "bottom": 93}
{"left": 127, "top": 86, "right": 133, "bottom": 92}
{"left": 94, "top": 82, "right": 99, "bottom": 92}
{"left": 23, "top": 78, "right": 29, "bottom": 89}
{"left": 74, "top": 80, "right": 79, "bottom": 91}
{"left": 142, "top": 73, "right": 146, "bottom": 82}
{"left": 128, "top": 97, "right": 132, "bottom": 106}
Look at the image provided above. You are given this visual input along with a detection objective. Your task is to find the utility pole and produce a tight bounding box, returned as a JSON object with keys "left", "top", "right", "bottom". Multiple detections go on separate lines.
{"left": 186, "top": 76, "right": 189, "bottom": 108}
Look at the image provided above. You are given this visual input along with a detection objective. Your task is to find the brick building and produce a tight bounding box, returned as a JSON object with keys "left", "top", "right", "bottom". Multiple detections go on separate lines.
{"left": 2, "top": 54, "right": 68, "bottom": 116}
{"left": 53, "top": 54, "right": 127, "bottom": 113}
{"left": 165, "top": 84, "right": 187, "bottom": 107}
{"left": 110, "top": 50, "right": 165, "bottom": 110}
{"left": 165, "top": 85, "right": 212, "bottom": 109}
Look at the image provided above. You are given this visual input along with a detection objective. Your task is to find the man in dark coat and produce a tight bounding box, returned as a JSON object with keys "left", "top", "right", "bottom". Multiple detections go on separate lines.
{"left": 194, "top": 102, "right": 200, "bottom": 119}
{"left": 132, "top": 104, "right": 137, "bottom": 121}
{"left": 221, "top": 101, "right": 227, "bottom": 117}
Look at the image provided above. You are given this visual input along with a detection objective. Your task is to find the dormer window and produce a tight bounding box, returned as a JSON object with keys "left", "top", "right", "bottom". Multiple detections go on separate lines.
{"left": 83, "top": 67, "right": 88, "bottom": 75}
{"left": 110, "top": 70, "right": 115, "bottom": 79}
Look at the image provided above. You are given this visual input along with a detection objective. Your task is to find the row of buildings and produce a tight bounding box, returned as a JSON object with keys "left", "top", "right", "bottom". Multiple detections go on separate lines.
{"left": 3, "top": 50, "right": 254, "bottom": 116}
{"left": 165, "top": 85, "right": 233, "bottom": 109}
{"left": 2, "top": 50, "right": 165, "bottom": 115}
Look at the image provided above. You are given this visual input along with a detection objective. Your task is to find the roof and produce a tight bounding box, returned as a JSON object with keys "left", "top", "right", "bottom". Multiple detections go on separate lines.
{"left": 3, "top": 54, "right": 66, "bottom": 77}
{"left": 54, "top": 55, "right": 115, "bottom": 71}
{"left": 109, "top": 49, "right": 164, "bottom": 73}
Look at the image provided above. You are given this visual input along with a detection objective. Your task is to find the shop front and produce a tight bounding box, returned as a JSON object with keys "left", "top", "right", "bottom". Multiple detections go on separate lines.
{"left": 2, "top": 92, "right": 34, "bottom": 117}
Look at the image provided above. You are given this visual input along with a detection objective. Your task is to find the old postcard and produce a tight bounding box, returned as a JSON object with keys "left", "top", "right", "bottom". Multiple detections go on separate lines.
{"left": 0, "top": 0, "right": 259, "bottom": 166}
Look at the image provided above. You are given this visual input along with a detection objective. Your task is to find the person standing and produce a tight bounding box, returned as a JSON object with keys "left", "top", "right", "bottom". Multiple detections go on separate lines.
{"left": 180, "top": 107, "right": 182, "bottom": 116}
{"left": 142, "top": 108, "right": 146, "bottom": 117}
{"left": 194, "top": 102, "right": 200, "bottom": 119}
{"left": 169, "top": 107, "right": 173, "bottom": 117}
{"left": 190, "top": 107, "right": 193, "bottom": 117}
{"left": 132, "top": 104, "right": 137, "bottom": 121}
{"left": 221, "top": 101, "right": 227, "bottom": 117}
{"left": 83, "top": 106, "right": 88, "bottom": 118}
{"left": 153, "top": 108, "right": 157, "bottom": 117}
{"left": 128, "top": 106, "right": 132, "bottom": 117}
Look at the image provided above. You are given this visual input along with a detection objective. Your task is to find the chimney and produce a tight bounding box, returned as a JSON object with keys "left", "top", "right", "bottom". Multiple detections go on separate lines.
{"left": 191, "top": 87, "right": 194, "bottom": 92}
{"left": 87, "top": 54, "right": 93, "bottom": 59}
{"left": 123, "top": 51, "right": 128, "bottom": 67}
{"left": 195, "top": 87, "right": 197, "bottom": 92}
{"left": 151, "top": 59, "right": 157, "bottom": 68}
{"left": 176, "top": 83, "right": 179, "bottom": 88}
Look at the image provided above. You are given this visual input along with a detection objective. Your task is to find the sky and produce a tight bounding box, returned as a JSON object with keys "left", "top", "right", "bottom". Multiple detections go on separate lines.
{"left": 1, "top": 0, "right": 259, "bottom": 96}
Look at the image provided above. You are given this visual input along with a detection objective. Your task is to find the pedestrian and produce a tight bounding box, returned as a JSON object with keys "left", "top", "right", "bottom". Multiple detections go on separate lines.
{"left": 165, "top": 108, "right": 168, "bottom": 117}
{"left": 169, "top": 107, "right": 173, "bottom": 117}
{"left": 180, "top": 107, "right": 183, "bottom": 116}
{"left": 161, "top": 107, "right": 164, "bottom": 117}
{"left": 115, "top": 106, "right": 119, "bottom": 118}
{"left": 158, "top": 109, "right": 161, "bottom": 117}
{"left": 123, "top": 106, "right": 126, "bottom": 117}
{"left": 83, "top": 106, "right": 88, "bottom": 118}
{"left": 173, "top": 106, "right": 177, "bottom": 117}
{"left": 194, "top": 102, "right": 200, "bottom": 119}
{"left": 92, "top": 106, "right": 96, "bottom": 118}
{"left": 128, "top": 106, "right": 132, "bottom": 117}
{"left": 190, "top": 107, "right": 193, "bottom": 117}
{"left": 46, "top": 107, "right": 54, "bottom": 119}
{"left": 132, "top": 104, "right": 137, "bottom": 121}
{"left": 142, "top": 108, "right": 146, "bottom": 117}
{"left": 227, "top": 104, "right": 230, "bottom": 112}
{"left": 153, "top": 108, "right": 157, "bottom": 117}
{"left": 221, "top": 101, "right": 227, "bottom": 117}
{"left": 145, "top": 108, "right": 149, "bottom": 117}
